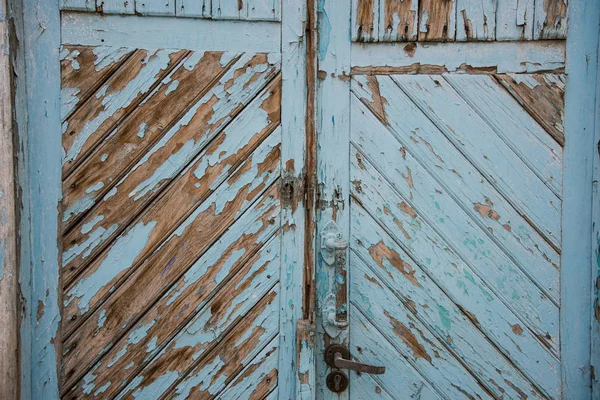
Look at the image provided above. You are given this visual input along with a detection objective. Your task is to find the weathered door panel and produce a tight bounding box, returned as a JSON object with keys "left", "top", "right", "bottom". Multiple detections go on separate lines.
{"left": 316, "top": 1, "right": 566, "bottom": 398}
{"left": 57, "top": 0, "right": 308, "bottom": 396}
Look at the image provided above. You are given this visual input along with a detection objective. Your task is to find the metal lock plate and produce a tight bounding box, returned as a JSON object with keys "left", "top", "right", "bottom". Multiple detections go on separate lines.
{"left": 326, "top": 370, "right": 349, "bottom": 393}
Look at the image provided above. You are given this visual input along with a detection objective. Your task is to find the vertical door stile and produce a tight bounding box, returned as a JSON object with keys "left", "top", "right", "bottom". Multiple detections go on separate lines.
{"left": 280, "top": 0, "right": 310, "bottom": 398}
{"left": 317, "top": 0, "right": 352, "bottom": 398}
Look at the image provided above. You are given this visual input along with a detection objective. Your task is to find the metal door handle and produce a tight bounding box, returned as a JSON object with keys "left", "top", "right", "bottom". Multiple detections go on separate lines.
{"left": 325, "top": 344, "right": 386, "bottom": 375}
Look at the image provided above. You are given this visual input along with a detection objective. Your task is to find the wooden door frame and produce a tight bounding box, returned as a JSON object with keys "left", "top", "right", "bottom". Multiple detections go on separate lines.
{"left": 1, "top": 0, "right": 599, "bottom": 399}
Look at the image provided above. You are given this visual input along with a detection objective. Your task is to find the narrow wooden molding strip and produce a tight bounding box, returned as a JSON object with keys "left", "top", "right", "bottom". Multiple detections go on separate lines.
{"left": 0, "top": 0, "right": 19, "bottom": 397}
{"left": 351, "top": 41, "right": 565, "bottom": 74}
{"left": 61, "top": 12, "right": 281, "bottom": 53}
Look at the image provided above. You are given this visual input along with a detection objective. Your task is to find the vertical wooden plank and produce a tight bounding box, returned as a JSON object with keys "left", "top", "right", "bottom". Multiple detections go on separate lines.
{"left": 60, "top": 0, "right": 96, "bottom": 10}
{"left": 177, "top": 0, "right": 211, "bottom": 17}
{"left": 456, "top": 0, "right": 495, "bottom": 40}
{"left": 281, "top": 0, "right": 308, "bottom": 397}
{"left": 352, "top": 0, "right": 378, "bottom": 42}
{"left": 562, "top": 0, "right": 599, "bottom": 398}
{"left": 0, "top": 0, "right": 18, "bottom": 397}
{"left": 593, "top": 33, "right": 600, "bottom": 395}
{"left": 99, "top": 0, "right": 135, "bottom": 13}
{"left": 317, "top": 0, "right": 351, "bottom": 398}
{"left": 19, "top": 0, "right": 62, "bottom": 398}
{"left": 378, "top": 0, "right": 418, "bottom": 42}
{"left": 212, "top": 0, "right": 247, "bottom": 19}
{"left": 296, "top": 320, "right": 315, "bottom": 399}
{"left": 135, "top": 0, "right": 175, "bottom": 15}
{"left": 248, "top": 0, "right": 280, "bottom": 20}
{"left": 534, "top": 0, "right": 567, "bottom": 39}
{"left": 496, "top": 0, "right": 534, "bottom": 40}
{"left": 418, "top": 0, "right": 456, "bottom": 41}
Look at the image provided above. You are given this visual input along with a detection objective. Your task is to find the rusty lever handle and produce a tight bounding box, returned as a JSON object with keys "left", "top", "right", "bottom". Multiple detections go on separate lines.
{"left": 334, "top": 352, "right": 386, "bottom": 374}
{"left": 325, "top": 345, "right": 386, "bottom": 375}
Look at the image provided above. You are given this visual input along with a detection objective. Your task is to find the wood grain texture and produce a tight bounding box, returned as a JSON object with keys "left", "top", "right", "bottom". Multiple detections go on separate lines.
{"left": 496, "top": 0, "right": 534, "bottom": 40}
{"left": 61, "top": 86, "right": 281, "bottom": 390}
{"left": 61, "top": 53, "right": 278, "bottom": 281}
{"left": 61, "top": 49, "right": 186, "bottom": 177}
{"left": 534, "top": 0, "right": 567, "bottom": 39}
{"left": 456, "top": 0, "right": 496, "bottom": 40}
{"left": 417, "top": 0, "right": 456, "bottom": 41}
{"left": 316, "top": 0, "right": 351, "bottom": 399}
{"left": 561, "top": 0, "right": 599, "bottom": 397}
{"left": 60, "top": 46, "right": 134, "bottom": 120}
{"left": 352, "top": 0, "right": 379, "bottom": 42}
{"left": 379, "top": 0, "right": 418, "bottom": 41}
{"left": 0, "top": 1, "right": 18, "bottom": 396}
{"left": 348, "top": 70, "right": 565, "bottom": 397}
{"left": 496, "top": 73, "right": 565, "bottom": 146}
{"left": 394, "top": 74, "right": 562, "bottom": 246}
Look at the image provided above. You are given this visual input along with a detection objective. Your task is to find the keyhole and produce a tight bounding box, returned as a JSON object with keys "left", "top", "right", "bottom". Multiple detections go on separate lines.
{"left": 334, "top": 374, "right": 342, "bottom": 391}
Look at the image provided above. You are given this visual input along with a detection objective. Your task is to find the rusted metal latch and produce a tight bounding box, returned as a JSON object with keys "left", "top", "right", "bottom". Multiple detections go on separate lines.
{"left": 320, "top": 221, "right": 349, "bottom": 338}
{"left": 325, "top": 344, "right": 385, "bottom": 393}
{"left": 325, "top": 344, "right": 386, "bottom": 375}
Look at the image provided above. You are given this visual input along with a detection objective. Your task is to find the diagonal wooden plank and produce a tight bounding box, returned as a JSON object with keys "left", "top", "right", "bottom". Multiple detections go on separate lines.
{"left": 217, "top": 341, "right": 279, "bottom": 399}
{"left": 61, "top": 46, "right": 134, "bottom": 121}
{"left": 350, "top": 205, "right": 557, "bottom": 398}
{"left": 118, "top": 290, "right": 280, "bottom": 399}
{"left": 63, "top": 200, "right": 279, "bottom": 398}
{"left": 350, "top": 373, "right": 397, "bottom": 400}
{"left": 166, "top": 304, "right": 279, "bottom": 399}
{"left": 349, "top": 304, "right": 441, "bottom": 399}
{"left": 378, "top": 0, "right": 418, "bottom": 42}
{"left": 496, "top": 74, "right": 565, "bottom": 146}
{"left": 60, "top": 50, "right": 253, "bottom": 231}
{"left": 392, "top": 74, "right": 562, "bottom": 246}
{"left": 350, "top": 153, "right": 560, "bottom": 386}
{"left": 351, "top": 265, "right": 491, "bottom": 398}
{"left": 351, "top": 80, "right": 560, "bottom": 302}
{"left": 61, "top": 145, "right": 281, "bottom": 388}
{"left": 61, "top": 63, "right": 280, "bottom": 284}
{"left": 445, "top": 74, "right": 562, "bottom": 197}
{"left": 351, "top": 143, "right": 560, "bottom": 353}
{"left": 65, "top": 233, "right": 280, "bottom": 399}
{"left": 62, "top": 49, "right": 187, "bottom": 175}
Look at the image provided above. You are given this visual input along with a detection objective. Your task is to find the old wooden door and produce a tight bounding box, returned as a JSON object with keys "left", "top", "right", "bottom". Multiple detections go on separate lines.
{"left": 55, "top": 1, "right": 308, "bottom": 399}
{"left": 315, "top": 0, "right": 569, "bottom": 399}
{"left": 17, "top": 0, "right": 598, "bottom": 398}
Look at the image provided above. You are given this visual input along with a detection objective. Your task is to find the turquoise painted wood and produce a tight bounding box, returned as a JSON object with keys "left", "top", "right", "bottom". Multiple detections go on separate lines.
{"left": 12, "top": 0, "right": 599, "bottom": 399}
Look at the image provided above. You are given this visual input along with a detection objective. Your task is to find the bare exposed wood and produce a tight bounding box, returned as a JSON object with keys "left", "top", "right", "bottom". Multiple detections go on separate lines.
{"left": 61, "top": 54, "right": 279, "bottom": 283}
{"left": 496, "top": 73, "right": 565, "bottom": 146}
{"left": 64, "top": 215, "right": 280, "bottom": 398}
{"left": 61, "top": 49, "right": 186, "bottom": 176}
{"left": 379, "top": 0, "right": 418, "bottom": 42}
{"left": 534, "top": 0, "right": 567, "bottom": 39}
{"left": 60, "top": 46, "right": 134, "bottom": 120}
{"left": 352, "top": 0, "right": 378, "bottom": 42}
{"left": 417, "top": 0, "right": 456, "bottom": 41}
{"left": 0, "top": 0, "right": 18, "bottom": 396}
{"left": 61, "top": 83, "right": 281, "bottom": 388}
